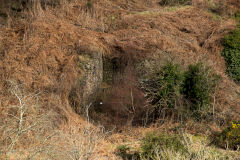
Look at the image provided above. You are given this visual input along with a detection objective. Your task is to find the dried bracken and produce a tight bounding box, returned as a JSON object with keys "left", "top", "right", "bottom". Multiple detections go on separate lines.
{"left": 0, "top": 0, "right": 240, "bottom": 159}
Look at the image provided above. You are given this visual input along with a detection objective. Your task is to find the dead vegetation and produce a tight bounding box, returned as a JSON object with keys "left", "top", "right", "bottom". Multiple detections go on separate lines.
{"left": 0, "top": 0, "right": 240, "bottom": 159}
{"left": 0, "top": 81, "right": 105, "bottom": 159}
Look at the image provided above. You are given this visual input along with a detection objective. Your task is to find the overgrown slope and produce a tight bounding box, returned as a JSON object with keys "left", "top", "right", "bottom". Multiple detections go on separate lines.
{"left": 0, "top": 0, "right": 240, "bottom": 159}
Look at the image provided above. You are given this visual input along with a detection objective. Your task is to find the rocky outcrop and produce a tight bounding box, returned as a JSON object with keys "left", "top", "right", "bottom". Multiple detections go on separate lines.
{"left": 69, "top": 50, "right": 103, "bottom": 114}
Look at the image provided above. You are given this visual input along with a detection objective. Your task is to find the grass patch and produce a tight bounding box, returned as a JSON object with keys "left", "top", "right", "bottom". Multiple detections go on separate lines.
{"left": 140, "top": 132, "right": 188, "bottom": 159}
{"left": 115, "top": 133, "right": 240, "bottom": 160}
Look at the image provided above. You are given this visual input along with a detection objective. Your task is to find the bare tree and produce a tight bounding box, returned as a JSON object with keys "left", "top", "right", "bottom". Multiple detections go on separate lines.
{"left": 0, "top": 81, "right": 105, "bottom": 160}
{"left": 0, "top": 81, "right": 56, "bottom": 159}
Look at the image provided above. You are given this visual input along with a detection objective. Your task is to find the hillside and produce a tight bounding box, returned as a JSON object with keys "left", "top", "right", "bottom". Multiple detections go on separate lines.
{"left": 0, "top": 0, "right": 240, "bottom": 159}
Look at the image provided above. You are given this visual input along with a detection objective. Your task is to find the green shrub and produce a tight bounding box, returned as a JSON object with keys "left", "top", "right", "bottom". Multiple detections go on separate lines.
{"left": 159, "top": 0, "right": 191, "bottom": 6}
{"left": 224, "top": 26, "right": 240, "bottom": 49}
{"left": 140, "top": 132, "right": 188, "bottom": 159}
{"left": 141, "top": 61, "right": 220, "bottom": 122}
{"left": 182, "top": 63, "right": 220, "bottom": 112}
{"left": 213, "top": 121, "right": 240, "bottom": 150}
{"left": 233, "top": 10, "right": 240, "bottom": 22}
{"left": 142, "top": 62, "right": 184, "bottom": 117}
{"left": 222, "top": 26, "right": 240, "bottom": 83}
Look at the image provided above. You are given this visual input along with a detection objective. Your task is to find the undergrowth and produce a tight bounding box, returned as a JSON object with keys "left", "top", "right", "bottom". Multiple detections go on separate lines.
{"left": 213, "top": 120, "right": 240, "bottom": 150}
{"left": 140, "top": 132, "right": 188, "bottom": 159}
{"left": 115, "top": 132, "right": 238, "bottom": 160}
{"left": 116, "top": 132, "right": 187, "bottom": 160}
{"left": 141, "top": 62, "right": 183, "bottom": 119}
{"left": 141, "top": 61, "right": 220, "bottom": 122}
{"left": 116, "top": 145, "right": 140, "bottom": 160}
{"left": 221, "top": 25, "right": 240, "bottom": 83}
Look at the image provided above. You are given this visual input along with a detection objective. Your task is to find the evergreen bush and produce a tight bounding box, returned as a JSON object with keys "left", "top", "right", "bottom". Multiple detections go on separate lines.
{"left": 222, "top": 26, "right": 240, "bottom": 83}
{"left": 182, "top": 63, "right": 220, "bottom": 112}
{"left": 141, "top": 62, "right": 184, "bottom": 118}
{"left": 141, "top": 61, "right": 220, "bottom": 122}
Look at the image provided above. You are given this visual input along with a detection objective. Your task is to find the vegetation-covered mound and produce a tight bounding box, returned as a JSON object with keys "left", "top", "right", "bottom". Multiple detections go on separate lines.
{"left": 0, "top": 0, "right": 240, "bottom": 159}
